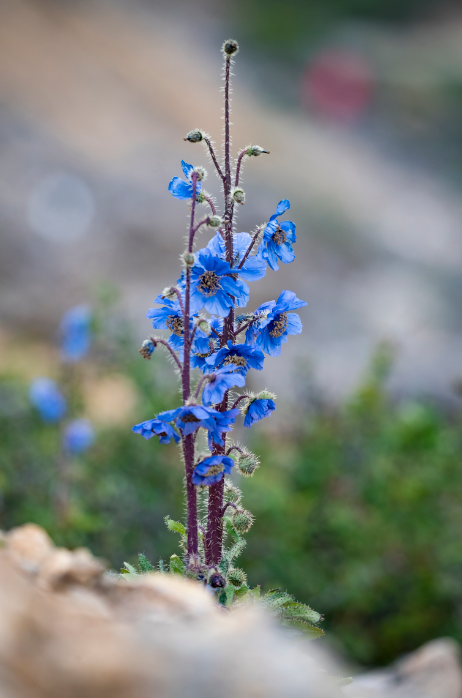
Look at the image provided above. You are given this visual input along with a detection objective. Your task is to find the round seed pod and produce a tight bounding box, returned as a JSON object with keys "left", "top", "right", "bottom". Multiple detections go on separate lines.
{"left": 184, "top": 129, "right": 204, "bottom": 143}
{"left": 237, "top": 452, "right": 259, "bottom": 478}
{"left": 232, "top": 508, "right": 254, "bottom": 534}
{"left": 228, "top": 567, "right": 247, "bottom": 588}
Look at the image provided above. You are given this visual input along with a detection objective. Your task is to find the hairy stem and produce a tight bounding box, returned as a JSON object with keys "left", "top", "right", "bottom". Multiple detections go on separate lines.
{"left": 231, "top": 394, "right": 249, "bottom": 410}
{"left": 238, "top": 229, "right": 262, "bottom": 269}
{"left": 202, "top": 194, "right": 217, "bottom": 215}
{"left": 221, "top": 501, "right": 238, "bottom": 517}
{"left": 235, "top": 149, "right": 247, "bottom": 187}
{"left": 205, "top": 137, "right": 225, "bottom": 183}
{"left": 150, "top": 337, "right": 182, "bottom": 372}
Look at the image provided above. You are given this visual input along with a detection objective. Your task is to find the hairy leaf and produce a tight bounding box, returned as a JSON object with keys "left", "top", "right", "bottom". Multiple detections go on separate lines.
{"left": 169, "top": 554, "right": 185, "bottom": 575}
{"left": 165, "top": 516, "right": 186, "bottom": 536}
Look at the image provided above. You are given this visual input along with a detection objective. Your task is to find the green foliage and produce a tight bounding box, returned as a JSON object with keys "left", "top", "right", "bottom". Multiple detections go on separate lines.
{"left": 169, "top": 554, "right": 185, "bottom": 576}
{"left": 165, "top": 516, "right": 186, "bottom": 536}
{"left": 138, "top": 553, "right": 154, "bottom": 572}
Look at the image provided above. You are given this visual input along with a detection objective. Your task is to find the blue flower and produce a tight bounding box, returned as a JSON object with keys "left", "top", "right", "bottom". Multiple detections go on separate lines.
{"left": 243, "top": 300, "right": 276, "bottom": 344}
{"left": 63, "top": 419, "right": 95, "bottom": 453}
{"left": 258, "top": 199, "right": 296, "bottom": 271}
{"left": 202, "top": 367, "right": 246, "bottom": 406}
{"left": 207, "top": 232, "right": 266, "bottom": 281}
{"left": 132, "top": 416, "right": 180, "bottom": 444}
{"left": 157, "top": 405, "right": 238, "bottom": 444}
{"left": 60, "top": 305, "right": 92, "bottom": 362}
{"left": 255, "top": 290, "right": 307, "bottom": 357}
{"left": 190, "top": 316, "right": 222, "bottom": 371}
{"left": 190, "top": 249, "right": 249, "bottom": 316}
{"left": 192, "top": 455, "right": 235, "bottom": 486}
{"left": 243, "top": 397, "right": 276, "bottom": 428}
{"left": 168, "top": 160, "right": 202, "bottom": 200}
{"left": 207, "top": 408, "right": 240, "bottom": 448}
{"left": 29, "top": 377, "right": 67, "bottom": 423}
{"left": 205, "top": 340, "right": 265, "bottom": 376}
{"left": 147, "top": 298, "right": 191, "bottom": 351}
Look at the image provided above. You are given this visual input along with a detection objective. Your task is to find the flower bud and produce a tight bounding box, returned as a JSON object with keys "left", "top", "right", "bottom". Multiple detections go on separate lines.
{"left": 161, "top": 286, "right": 176, "bottom": 300}
{"left": 246, "top": 145, "right": 270, "bottom": 157}
{"left": 139, "top": 338, "right": 156, "bottom": 359}
{"left": 184, "top": 129, "right": 204, "bottom": 143}
{"left": 232, "top": 508, "right": 254, "bottom": 534}
{"left": 232, "top": 187, "right": 245, "bottom": 205}
{"left": 237, "top": 452, "right": 259, "bottom": 478}
{"left": 257, "top": 389, "right": 276, "bottom": 401}
{"left": 197, "top": 319, "right": 211, "bottom": 334}
{"left": 224, "top": 478, "right": 242, "bottom": 504}
{"left": 228, "top": 566, "right": 247, "bottom": 588}
{"left": 208, "top": 570, "right": 226, "bottom": 588}
{"left": 222, "top": 39, "right": 239, "bottom": 56}
{"left": 208, "top": 215, "right": 223, "bottom": 228}
{"left": 193, "top": 166, "right": 207, "bottom": 182}
{"left": 182, "top": 251, "right": 196, "bottom": 267}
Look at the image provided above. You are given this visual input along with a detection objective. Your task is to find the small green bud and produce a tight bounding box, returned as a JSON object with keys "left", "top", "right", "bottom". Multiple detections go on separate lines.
{"left": 228, "top": 567, "right": 247, "bottom": 588}
{"left": 257, "top": 390, "right": 276, "bottom": 401}
{"left": 246, "top": 145, "right": 270, "bottom": 157}
{"left": 222, "top": 39, "right": 239, "bottom": 56}
{"left": 232, "top": 187, "right": 245, "bottom": 205}
{"left": 182, "top": 251, "right": 196, "bottom": 267}
{"left": 193, "top": 166, "right": 207, "bottom": 182}
{"left": 224, "top": 478, "right": 242, "bottom": 504}
{"left": 232, "top": 508, "right": 254, "bottom": 534}
{"left": 237, "top": 452, "right": 259, "bottom": 478}
{"left": 208, "top": 215, "right": 223, "bottom": 228}
{"left": 197, "top": 318, "right": 211, "bottom": 334}
{"left": 139, "top": 338, "right": 156, "bottom": 360}
{"left": 184, "top": 129, "right": 204, "bottom": 143}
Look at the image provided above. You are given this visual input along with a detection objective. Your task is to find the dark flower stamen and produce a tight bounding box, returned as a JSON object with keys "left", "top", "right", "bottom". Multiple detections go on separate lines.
{"left": 223, "top": 354, "right": 247, "bottom": 369}
{"left": 181, "top": 414, "right": 201, "bottom": 423}
{"left": 269, "top": 313, "right": 289, "bottom": 338}
{"left": 198, "top": 271, "right": 221, "bottom": 297}
{"left": 272, "top": 226, "right": 287, "bottom": 246}
{"left": 166, "top": 315, "right": 184, "bottom": 336}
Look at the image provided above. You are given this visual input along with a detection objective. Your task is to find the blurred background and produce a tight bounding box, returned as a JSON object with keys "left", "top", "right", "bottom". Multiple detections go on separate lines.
{"left": 1, "top": 0, "right": 462, "bottom": 670}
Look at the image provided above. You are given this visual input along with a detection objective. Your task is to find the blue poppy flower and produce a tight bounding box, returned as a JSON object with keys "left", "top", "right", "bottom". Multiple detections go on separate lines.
{"left": 243, "top": 397, "right": 276, "bottom": 428}
{"left": 157, "top": 405, "right": 238, "bottom": 444}
{"left": 192, "top": 455, "right": 235, "bottom": 486}
{"left": 202, "top": 367, "right": 246, "bottom": 406}
{"left": 168, "top": 161, "right": 202, "bottom": 200}
{"left": 147, "top": 298, "right": 192, "bottom": 351}
{"left": 207, "top": 408, "right": 241, "bottom": 448}
{"left": 207, "top": 232, "right": 266, "bottom": 281}
{"left": 63, "top": 419, "right": 95, "bottom": 453}
{"left": 190, "top": 249, "right": 249, "bottom": 316}
{"left": 190, "top": 316, "right": 222, "bottom": 372}
{"left": 60, "top": 305, "right": 92, "bottom": 362}
{"left": 29, "top": 377, "right": 67, "bottom": 423}
{"left": 255, "top": 290, "right": 307, "bottom": 357}
{"left": 242, "top": 300, "right": 277, "bottom": 344}
{"left": 205, "top": 340, "right": 265, "bottom": 376}
{"left": 257, "top": 199, "right": 296, "bottom": 271}
{"left": 132, "top": 416, "right": 180, "bottom": 444}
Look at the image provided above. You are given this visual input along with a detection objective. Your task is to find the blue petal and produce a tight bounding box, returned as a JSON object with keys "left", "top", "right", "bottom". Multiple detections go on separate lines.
{"left": 276, "top": 290, "right": 307, "bottom": 312}
{"left": 277, "top": 243, "right": 295, "bottom": 265}
{"left": 239, "top": 256, "right": 267, "bottom": 281}
{"left": 181, "top": 160, "right": 193, "bottom": 179}
{"left": 203, "top": 290, "right": 234, "bottom": 317}
{"left": 286, "top": 313, "right": 303, "bottom": 335}
{"left": 280, "top": 220, "right": 296, "bottom": 243}
{"left": 274, "top": 199, "right": 290, "bottom": 216}
{"left": 168, "top": 177, "right": 193, "bottom": 200}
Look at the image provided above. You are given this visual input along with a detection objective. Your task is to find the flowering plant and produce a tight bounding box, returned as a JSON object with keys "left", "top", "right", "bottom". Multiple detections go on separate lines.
{"left": 131, "top": 39, "right": 322, "bottom": 634}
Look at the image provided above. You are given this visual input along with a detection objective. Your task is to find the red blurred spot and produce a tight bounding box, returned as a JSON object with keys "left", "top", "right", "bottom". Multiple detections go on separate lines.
{"left": 302, "top": 49, "right": 374, "bottom": 123}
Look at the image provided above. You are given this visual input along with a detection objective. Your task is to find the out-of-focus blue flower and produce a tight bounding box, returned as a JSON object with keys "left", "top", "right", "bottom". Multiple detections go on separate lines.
{"left": 147, "top": 298, "right": 191, "bottom": 351}
{"left": 168, "top": 161, "right": 202, "bottom": 200}
{"left": 29, "top": 377, "right": 67, "bottom": 423}
{"left": 192, "top": 455, "right": 235, "bottom": 486}
{"left": 132, "top": 417, "right": 180, "bottom": 444}
{"left": 63, "top": 419, "right": 95, "bottom": 453}
{"left": 60, "top": 305, "right": 92, "bottom": 362}
{"left": 190, "top": 249, "right": 249, "bottom": 316}
{"left": 243, "top": 397, "right": 276, "bottom": 428}
{"left": 206, "top": 232, "right": 266, "bottom": 281}
{"left": 205, "top": 340, "right": 264, "bottom": 376}
{"left": 255, "top": 290, "right": 307, "bottom": 357}
{"left": 258, "top": 199, "right": 296, "bottom": 271}
{"left": 158, "top": 405, "right": 238, "bottom": 444}
{"left": 202, "top": 367, "right": 246, "bottom": 406}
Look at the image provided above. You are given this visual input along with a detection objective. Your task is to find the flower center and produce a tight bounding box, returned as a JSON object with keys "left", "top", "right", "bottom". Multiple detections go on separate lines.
{"left": 166, "top": 315, "right": 184, "bottom": 336}
{"left": 182, "top": 413, "right": 201, "bottom": 423}
{"left": 198, "top": 271, "right": 221, "bottom": 297}
{"left": 269, "top": 312, "right": 289, "bottom": 338}
{"left": 223, "top": 354, "right": 247, "bottom": 369}
{"left": 203, "top": 463, "right": 224, "bottom": 477}
{"left": 272, "top": 226, "right": 287, "bottom": 246}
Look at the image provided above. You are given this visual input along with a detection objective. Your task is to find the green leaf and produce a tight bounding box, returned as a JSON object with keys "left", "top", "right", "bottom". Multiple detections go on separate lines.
{"left": 224, "top": 517, "right": 240, "bottom": 542}
{"left": 169, "top": 554, "right": 185, "bottom": 576}
{"left": 280, "top": 602, "right": 322, "bottom": 624}
{"left": 234, "top": 584, "right": 250, "bottom": 599}
{"left": 218, "top": 584, "right": 235, "bottom": 607}
{"left": 249, "top": 585, "right": 261, "bottom": 599}
{"left": 123, "top": 562, "right": 138, "bottom": 575}
{"left": 120, "top": 568, "right": 129, "bottom": 574}
{"left": 218, "top": 556, "right": 230, "bottom": 577}
{"left": 227, "top": 538, "right": 246, "bottom": 561}
{"left": 138, "top": 553, "right": 154, "bottom": 572}
{"left": 165, "top": 516, "right": 186, "bottom": 536}
{"left": 280, "top": 619, "right": 325, "bottom": 639}
{"left": 264, "top": 591, "right": 294, "bottom": 610}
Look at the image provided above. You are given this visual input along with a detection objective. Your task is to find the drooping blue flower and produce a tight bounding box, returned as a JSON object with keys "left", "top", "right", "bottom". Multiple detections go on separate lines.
{"left": 255, "top": 290, "right": 307, "bottom": 357}
{"left": 132, "top": 416, "right": 180, "bottom": 444}
{"left": 63, "top": 419, "right": 95, "bottom": 453}
{"left": 147, "top": 298, "right": 191, "bottom": 351}
{"left": 190, "top": 316, "right": 222, "bottom": 371}
{"left": 257, "top": 199, "right": 296, "bottom": 271}
{"left": 157, "top": 405, "right": 239, "bottom": 444}
{"left": 190, "top": 249, "right": 249, "bottom": 316}
{"left": 168, "top": 160, "right": 202, "bottom": 200}
{"left": 242, "top": 300, "right": 276, "bottom": 344}
{"left": 192, "top": 455, "right": 235, "bottom": 486}
{"left": 205, "top": 340, "right": 265, "bottom": 376}
{"left": 202, "top": 367, "right": 246, "bottom": 406}
{"left": 207, "top": 408, "right": 241, "bottom": 448}
{"left": 243, "top": 397, "right": 276, "bottom": 428}
{"left": 29, "top": 377, "right": 67, "bottom": 423}
{"left": 59, "top": 305, "right": 92, "bottom": 362}
{"left": 207, "top": 232, "right": 266, "bottom": 281}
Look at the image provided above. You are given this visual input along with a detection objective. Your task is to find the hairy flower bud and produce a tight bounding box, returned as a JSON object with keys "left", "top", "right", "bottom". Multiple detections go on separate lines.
{"left": 161, "top": 286, "right": 176, "bottom": 300}
{"left": 139, "top": 338, "right": 156, "bottom": 359}
{"left": 208, "top": 570, "right": 226, "bottom": 588}
{"left": 223, "top": 39, "right": 239, "bottom": 56}
{"left": 237, "top": 452, "right": 260, "bottom": 478}
{"left": 246, "top": 145, "right": 270, "bottom": 157}
{"left": 232, "top": 187, "right": 245, "bottom": 205}
{"left": 228, "top": 566, "right": 247, "bottom": 587}
{"left": 182, "top": 252, "right": 196, "bottom": 267}
{"left": 232, "top": 508, "right": 254, "bottom": 534}
{"left": 257, "top": 389, "right": 276, "bottom": 401}
{"left": 193, "top": 166, "right": 207, "bottom": 182}
{"left": 184, "top": 129, "right": 204, "bottom": 143}
{"left": 197, "top": 318, "right": 211, "bottom": 334}
{"left": 224, "top": 477, "right": 242, "bottom": 504}
{"left": 208, "top": 215, "right": 222, "bottom": 228}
